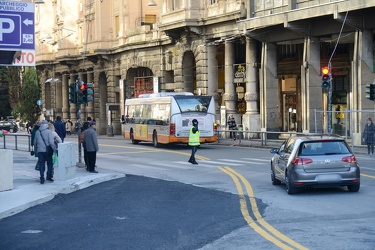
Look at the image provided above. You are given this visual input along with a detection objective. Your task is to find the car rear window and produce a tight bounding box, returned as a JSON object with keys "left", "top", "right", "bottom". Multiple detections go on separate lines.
{"left": 298, "top": 141, "right": 350, "bottom": 156}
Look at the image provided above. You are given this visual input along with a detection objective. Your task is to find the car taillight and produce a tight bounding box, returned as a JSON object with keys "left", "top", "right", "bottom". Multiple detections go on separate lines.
{"left": 213, "top": 122, "right": 218, "bottom": 132}
{"left": 342, "top": 155, "right": 356, "bottom": 163}
{"left": 170, "top": 123, "right": 175, "bottom": 135}
{"left": 293, "top": 158, "right": 313, "bottom": 165}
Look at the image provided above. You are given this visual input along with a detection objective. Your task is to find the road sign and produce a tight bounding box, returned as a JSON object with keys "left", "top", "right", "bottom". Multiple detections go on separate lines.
{"left": 0, "top": 1, "right": 35, "bottom": 50}
{"left": 36, "top": 99, "right": 42, "bottom": 106}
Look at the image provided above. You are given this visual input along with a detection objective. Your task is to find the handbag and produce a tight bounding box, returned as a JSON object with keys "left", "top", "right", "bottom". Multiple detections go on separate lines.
{"left": 40, "top": 131, "right": 54, "bottom": 155}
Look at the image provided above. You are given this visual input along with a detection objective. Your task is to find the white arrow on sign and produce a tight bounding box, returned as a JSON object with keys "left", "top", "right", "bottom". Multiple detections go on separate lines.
{"left": 23, "top": 19, "right": 33, "bottom": 26}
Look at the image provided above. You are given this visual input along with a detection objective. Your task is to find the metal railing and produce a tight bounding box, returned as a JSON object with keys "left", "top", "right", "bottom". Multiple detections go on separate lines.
{"left": 1, "top": 133, "right": 31, "bottom": 151}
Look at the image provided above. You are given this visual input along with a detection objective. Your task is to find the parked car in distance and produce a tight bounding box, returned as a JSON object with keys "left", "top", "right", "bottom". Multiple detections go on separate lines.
{"left": 270, "top": 134, "right": 360, "bottom": 194}
{"left": 0, "top": 121, "right": 19, "bottom": 133}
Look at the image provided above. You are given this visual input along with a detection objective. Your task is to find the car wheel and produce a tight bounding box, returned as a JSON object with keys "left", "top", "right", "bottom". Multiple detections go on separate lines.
{"left": 9, "top": 128, "right": 14, "bottom": 133}
{"left": 347, "top": 184, "right": 360, "bottom": 192}
{"left": 153, "top": 131, "right": 159, "bottom": 148}
{"left": 130, "top": 130, "right": 139, "bottom": 144}
{"left": 271, "top": 165, "right": 281, "bottom": 185}
{"left": 285, "top": 173, "right": 298, "bottom": 195}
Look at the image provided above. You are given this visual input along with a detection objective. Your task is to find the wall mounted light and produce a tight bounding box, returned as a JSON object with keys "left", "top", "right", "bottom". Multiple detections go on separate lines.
{"left": 147, "top": 0, "right": 157, "bottom": 6}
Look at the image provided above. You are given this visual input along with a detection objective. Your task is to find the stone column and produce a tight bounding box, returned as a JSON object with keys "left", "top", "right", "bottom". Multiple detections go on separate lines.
{"left": 260, "top": 42, "right": 277, "bottom": 130}
{"left": 62, "top": 74, "right": 69, "bottom": 121}
{"left": 207, "top": 44, "right": 220, "bottom": 117}
{"left": 69, "top": 73, "right": 77, "bottom": 122}
{"left": 302, "top": 36, "right": 321, "bottom": 133}
{"left": 223, "top": 40, "right": 237, "bottom": 116}
{"left": 55, "top": 75, "right": 62, "bottom": 117}
{"left": 243, "top": 37, "right": 260, "bottom": 137}
{"left": 207, "top": 45, "right": 218, "bottom": 96}
{"left": 87, "top": 71, "right": 94, "bottom": 119}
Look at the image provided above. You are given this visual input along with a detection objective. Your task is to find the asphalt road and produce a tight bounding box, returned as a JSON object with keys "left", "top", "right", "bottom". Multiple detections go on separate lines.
{"left": 2, "top": 136, "right": 375, "bottom": 249}
{"left": 0, "top": 175, "right": 256, "bottom": 250}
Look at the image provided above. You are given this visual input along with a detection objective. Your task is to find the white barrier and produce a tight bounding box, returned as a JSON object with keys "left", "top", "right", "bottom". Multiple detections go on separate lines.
{"left": 0, "top": 150, "right": 13, "bottom": 191}
{"left": 56, "top": 142, "right": 76, "bottom": 181}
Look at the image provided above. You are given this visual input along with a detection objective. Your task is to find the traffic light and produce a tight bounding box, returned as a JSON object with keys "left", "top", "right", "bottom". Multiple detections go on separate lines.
{"left": 86, "top": 83, "right": 94, "bottom": 102}
{"left": 69, "top": 83, "right": 76, "bottom": 104}
{"left": 77, "top": 81, "right": 86, "bottom": 104}
{"left": 365, "top": 84, "right": 375, "bottom": 101}
{"left": 321, "top": 66, "right": 331, "bottom": 89}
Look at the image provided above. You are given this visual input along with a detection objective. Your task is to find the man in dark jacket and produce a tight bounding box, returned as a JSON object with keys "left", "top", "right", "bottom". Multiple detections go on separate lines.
{"left": 53, "top": 116, "right": 66, "bottom": 142}
{"left": 83, "top": 121, "right": 99, "bottom": 173}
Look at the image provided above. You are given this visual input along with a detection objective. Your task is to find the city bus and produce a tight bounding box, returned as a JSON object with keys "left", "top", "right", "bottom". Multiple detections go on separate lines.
{"left": 122, "top": 92, "right": 218, "bottom": 147}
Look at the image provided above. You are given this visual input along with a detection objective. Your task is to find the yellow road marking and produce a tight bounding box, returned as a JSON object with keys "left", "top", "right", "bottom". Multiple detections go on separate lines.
{"left": 219, "top": 167, "right": 295, "bottom": 250}
{"left": 361, "top": 173, "right": 375, "bottom": 179}
{"left": 223, "top": 167, "right": 309, "bottom": 250}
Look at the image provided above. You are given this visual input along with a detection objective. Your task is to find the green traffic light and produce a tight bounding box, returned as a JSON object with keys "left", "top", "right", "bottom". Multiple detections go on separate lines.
{"left": 365, "top": 84, "right": 375, "bottom": 101}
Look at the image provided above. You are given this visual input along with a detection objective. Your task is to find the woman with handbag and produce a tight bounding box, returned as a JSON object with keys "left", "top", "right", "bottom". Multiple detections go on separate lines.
{"left": 33, "top": 120, "right": 57, "bottom": 184}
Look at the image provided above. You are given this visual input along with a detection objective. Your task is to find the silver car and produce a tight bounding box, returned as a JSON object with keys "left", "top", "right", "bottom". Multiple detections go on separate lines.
{"left": 270, "top": 135, "right": 360, "bottom": 194}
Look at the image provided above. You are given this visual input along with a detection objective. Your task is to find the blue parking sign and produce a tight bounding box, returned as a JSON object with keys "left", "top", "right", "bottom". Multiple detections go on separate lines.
{"left": 0, "top": 1, "right": 35, "bottom": 50}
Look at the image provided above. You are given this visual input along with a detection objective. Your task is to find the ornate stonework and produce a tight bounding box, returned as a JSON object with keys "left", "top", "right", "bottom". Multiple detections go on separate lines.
{"left": 245, "top": 92, "right": 259, "bottom": 101}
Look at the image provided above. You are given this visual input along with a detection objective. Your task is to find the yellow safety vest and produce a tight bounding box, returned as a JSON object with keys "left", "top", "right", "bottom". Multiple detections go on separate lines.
{"left": 188, "top": 127, "right": 200, "bottom": 146}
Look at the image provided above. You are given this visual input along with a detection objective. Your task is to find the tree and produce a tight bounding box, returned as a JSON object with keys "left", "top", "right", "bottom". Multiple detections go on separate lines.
{"left": 18, "top": 67, "right": 41, "bottom": 122}
{"left": 0, "top": 67, "right": 12, "bottom": 119}
{"left": 7, "top": 66, "right": 22, "bottom": 112}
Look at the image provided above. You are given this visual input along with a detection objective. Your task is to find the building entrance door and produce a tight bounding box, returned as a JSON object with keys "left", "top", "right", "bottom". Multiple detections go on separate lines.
{"left": 283, "top": 93, "right": 297, "bottom": 131}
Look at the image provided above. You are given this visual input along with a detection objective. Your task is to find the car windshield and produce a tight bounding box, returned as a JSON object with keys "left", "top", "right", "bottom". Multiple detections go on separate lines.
{"left": 298, "top": 141, "right": 350, "bottom": 156}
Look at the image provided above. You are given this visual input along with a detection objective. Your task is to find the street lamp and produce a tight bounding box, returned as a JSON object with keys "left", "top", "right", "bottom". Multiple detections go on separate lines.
{"left": 147, "top": 0, "right": 157, "bottom": 6}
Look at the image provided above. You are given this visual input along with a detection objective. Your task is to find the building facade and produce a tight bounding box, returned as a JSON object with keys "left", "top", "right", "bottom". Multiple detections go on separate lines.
{"left": 35, "top": 0, "right": 375, "bottom": 144}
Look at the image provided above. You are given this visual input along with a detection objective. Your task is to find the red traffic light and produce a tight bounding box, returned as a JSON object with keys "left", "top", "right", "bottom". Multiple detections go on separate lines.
{"left": 80, "top": 82, "right": 87, "bottom": 91}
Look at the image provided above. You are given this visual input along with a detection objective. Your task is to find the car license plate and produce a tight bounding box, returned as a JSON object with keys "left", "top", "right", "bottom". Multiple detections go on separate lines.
{"left": 316, "top": 174, "right": 341, "bottom": 182}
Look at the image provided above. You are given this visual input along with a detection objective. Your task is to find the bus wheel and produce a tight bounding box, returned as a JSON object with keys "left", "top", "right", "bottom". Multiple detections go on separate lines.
{"left": 130, "top": 130, "right": 138, "bottom": 144}
{"left": 153, "top": 131, "right": 159, "bottom": 148}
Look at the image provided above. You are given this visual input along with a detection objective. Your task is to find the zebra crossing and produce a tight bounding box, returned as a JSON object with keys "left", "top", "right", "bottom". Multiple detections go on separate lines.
{"left": 128, "top": 157, "right": 270, "bottom": 170}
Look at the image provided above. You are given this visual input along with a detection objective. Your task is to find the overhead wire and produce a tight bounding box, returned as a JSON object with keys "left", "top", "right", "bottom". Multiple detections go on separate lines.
{"left": 328, "top": 11, "right": 348, "bottom": 66}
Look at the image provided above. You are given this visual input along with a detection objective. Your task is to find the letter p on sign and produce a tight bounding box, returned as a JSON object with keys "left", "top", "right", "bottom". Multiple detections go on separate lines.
{"left": 0, "top": 18, "right": 15, "bottom": 41}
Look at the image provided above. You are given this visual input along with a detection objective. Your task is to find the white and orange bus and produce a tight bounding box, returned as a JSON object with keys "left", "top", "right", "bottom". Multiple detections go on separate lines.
{"left": 122, "top": 92, "right": 218, "bottom": 147}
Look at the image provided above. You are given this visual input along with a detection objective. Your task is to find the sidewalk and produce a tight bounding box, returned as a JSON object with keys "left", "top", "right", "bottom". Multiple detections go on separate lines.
{"left": 0, "top": 150, "right": 125, "bottom": 220}
{"left": 0, "top": 135, "right": 368, "bottom": 220}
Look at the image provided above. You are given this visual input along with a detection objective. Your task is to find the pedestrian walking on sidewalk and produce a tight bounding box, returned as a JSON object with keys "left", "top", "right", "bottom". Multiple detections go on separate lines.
{"left": 227, "top": 114, "right": 237, "bottom": 140}
{"left": 34, "top": 120, "right": 57, "bottom": 184}
{"left": 53, "top": 115, "right": 66, "bottom": 142}
{"left": 363, "top": 117, "right": 375, "bottom": 155}
{"left": 83, "top": 121, "right": 99, "bottom": 173}
{"left": 188, "top": 119, "right": 200, "bottom": 165}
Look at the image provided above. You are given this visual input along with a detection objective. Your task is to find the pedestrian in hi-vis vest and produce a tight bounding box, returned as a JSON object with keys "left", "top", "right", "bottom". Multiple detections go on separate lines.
{"left": 188, "top": 119, "right": 200, "bottom": 165}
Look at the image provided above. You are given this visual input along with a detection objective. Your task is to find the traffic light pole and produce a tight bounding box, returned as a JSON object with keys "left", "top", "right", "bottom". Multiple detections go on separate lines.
{"left": 327, "top": 81, "right": 332, "bottom": 134}
{"left": 75, "top": 78, "right": 84, "bottom": 167}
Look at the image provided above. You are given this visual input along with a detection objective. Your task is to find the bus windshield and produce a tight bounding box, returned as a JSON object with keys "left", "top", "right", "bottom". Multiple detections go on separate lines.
{"left": 174, "top": 96, "right": 212, "bottom": 113}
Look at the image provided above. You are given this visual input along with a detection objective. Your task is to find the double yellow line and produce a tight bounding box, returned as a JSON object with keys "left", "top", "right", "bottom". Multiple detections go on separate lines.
{"left": 220, "top": 166, "right": 308, "bottom": 250}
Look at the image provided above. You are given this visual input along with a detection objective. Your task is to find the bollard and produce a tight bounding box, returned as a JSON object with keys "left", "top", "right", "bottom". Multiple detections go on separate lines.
{"left": 237, "top": 124, "right": 243, "bottom": 143}
{"left": 56, "top": 142, "right": 76, "bottom": 181}
{"left": 0, "top": 149, "right": 13, "bottom": 191}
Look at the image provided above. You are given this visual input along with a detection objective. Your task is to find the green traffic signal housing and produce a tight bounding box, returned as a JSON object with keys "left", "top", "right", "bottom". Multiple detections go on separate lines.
{"left": 77, "top": 81, "right": 86, "bottom": 104}
{"left": 69, "top": 83, "right": 76, "bottom": 104}
{"left": 86, "top": 83, "right": 94, "bottom": 102}
{"left": 321, "top": 66, "right": 331, "bottom": 89}
{"left": 365, "top": 84, "right": 375, "bottom": 101}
